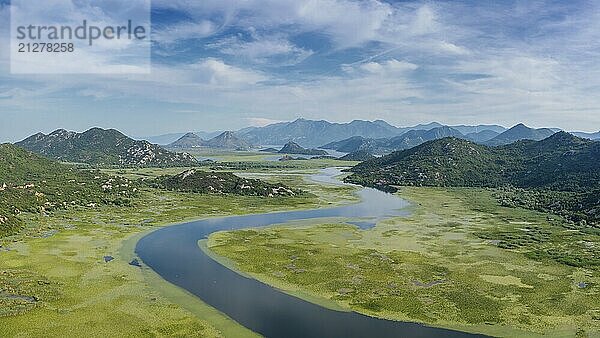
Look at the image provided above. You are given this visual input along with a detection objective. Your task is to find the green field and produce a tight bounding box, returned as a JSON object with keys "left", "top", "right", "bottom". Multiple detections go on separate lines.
{"left": 3, "top": 157, "right": 599, "bottom": 338}
{"left": 208, "top": 187, "right": 600, "bottom": 337}
{"left": 0, "top": 163, "right": 357, "bottom": 337}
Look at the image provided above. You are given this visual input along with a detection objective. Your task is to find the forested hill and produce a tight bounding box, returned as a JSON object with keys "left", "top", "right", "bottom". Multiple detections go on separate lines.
{"left": 346, "top": 132, "right": 600, "bottom": 223}
{"left": 16, "top": 128, "right": 198, "bottom": 167}
{"left": 347, "top": 132, "right": 599, "bottom": 191}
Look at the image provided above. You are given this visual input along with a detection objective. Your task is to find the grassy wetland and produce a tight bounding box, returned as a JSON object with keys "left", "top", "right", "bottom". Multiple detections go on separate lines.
{"left": 2, "top": 148, "right": 599, "bottom": 337}
{"left": 0, "top": 158, "right": 356, "bottom": 337}
{"left": 207, "top": 187, "right": 600, "bottom": 337}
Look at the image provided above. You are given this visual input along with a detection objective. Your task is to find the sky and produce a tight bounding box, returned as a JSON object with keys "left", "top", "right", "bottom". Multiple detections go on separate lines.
{"left": 1, "top": 0, "right": 600, "bottom": 142}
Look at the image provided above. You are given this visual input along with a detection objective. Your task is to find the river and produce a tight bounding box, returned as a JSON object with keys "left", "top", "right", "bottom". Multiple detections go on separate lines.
{"left": 136, "top": 168, "right": 486, "bottom": 338}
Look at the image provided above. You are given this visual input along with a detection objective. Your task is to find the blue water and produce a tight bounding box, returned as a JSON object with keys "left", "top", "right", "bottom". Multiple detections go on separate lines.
{"left": 136, "top": 168, "right": 486, "bottom": 338}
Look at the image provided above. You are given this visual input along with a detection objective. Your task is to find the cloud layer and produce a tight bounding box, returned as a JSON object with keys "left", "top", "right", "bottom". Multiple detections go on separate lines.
{"left": 1, "top": 0, "right": 600, "bottom": 141}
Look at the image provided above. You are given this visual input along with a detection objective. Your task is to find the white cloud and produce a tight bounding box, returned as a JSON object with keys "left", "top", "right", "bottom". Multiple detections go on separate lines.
{"left": 3, "top": 0, "right": 600, "bottom": 136}
{"left": 153, "top": 20, "right": 217, "bottom": 45}
{"left": 189, "top": 58, "right": 267, "bottom": 86}
{"left": 208, "top": 35, "right": 314, "bottom": 65}
{"left": 437, "top": 41, "right": 470, "bottom": 55}
{"left": 152, "top": 0, "right": 441, "bottom": 49}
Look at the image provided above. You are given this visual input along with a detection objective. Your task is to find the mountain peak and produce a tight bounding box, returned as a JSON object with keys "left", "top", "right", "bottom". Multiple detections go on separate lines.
{"left": 168, "top": 132, "right": 205, "bottom": 148}
{"left": 510, "top": 123, "right": 530, "bottom": 130}
{"left": 485, "top": 123, "right": 555, "bottom": 146}
{"left": 204, "top": 131, "right": 251, "bottom": 149}
{"left": 48, "top": 129, "right": 75, "bottom": 138}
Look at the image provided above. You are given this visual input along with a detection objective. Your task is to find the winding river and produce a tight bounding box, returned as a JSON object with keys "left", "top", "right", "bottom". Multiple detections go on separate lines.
{"left": 136, "top": 168, "right": 486, "bottom": 338}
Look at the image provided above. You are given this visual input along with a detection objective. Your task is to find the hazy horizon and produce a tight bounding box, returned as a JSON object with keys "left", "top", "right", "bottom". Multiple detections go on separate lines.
{"left": 0, "top": 117, "right": 587, "bottom": 144}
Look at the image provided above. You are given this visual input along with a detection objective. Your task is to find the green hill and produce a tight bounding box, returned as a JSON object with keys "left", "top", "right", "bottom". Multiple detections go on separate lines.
{"left": 0, "top": 144, "right": 137, "bottom": 236}
{"left": 154, "top": 169, "right": 300, "bottom": 197}
{"left": 347, "top": 132, "right": 600, "bottom": 223}
{"left": 16, "top": 128, "right": 198, "bottom": 167}
{"left": 339, "top": 150, "right": 377, "bottom": 162}
{"left": 279, "top": 142, "right": 327, "bottom": 155}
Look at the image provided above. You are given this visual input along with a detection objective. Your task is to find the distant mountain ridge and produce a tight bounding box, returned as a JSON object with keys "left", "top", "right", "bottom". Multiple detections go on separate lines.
{"left": 323, "top": 124, "right": 562, "bottom": 155}
{"left": 236, "top": 118, "right": 402, "bottom": 148}
{"left": 465, "top": 130, "right": 500, "bottom": 143}
{"left": 16, "top": 128, "right": 198, "bottom": 167}
{"left": 138, "top": 131, "right": 223, "bottom": 145}
{"left": 236, "top": 118, "right": 507, "bottom": 148}
{"left": 572, "top": 131, "right": 600, "bottom": 140}
{"left": 140, "top": 119, "right": 596, "bottom": 150}
{"left": 322, "top": 126, "right": 470, "bottom": 154}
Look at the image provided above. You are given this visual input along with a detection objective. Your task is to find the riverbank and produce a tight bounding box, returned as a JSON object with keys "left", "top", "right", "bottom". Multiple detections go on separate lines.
{"left": 207, "top": 187, "right": 600, "bottom": 337}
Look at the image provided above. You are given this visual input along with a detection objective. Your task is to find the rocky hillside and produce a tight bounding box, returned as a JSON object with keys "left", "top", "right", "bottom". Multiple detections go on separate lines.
{"left": 155, "top": 169, "right": 299, "bottom": 197}
{"left": 0, "top": 144, "right": 137, "bottom": 236}
{"left": 15, "top": 128, "right": 198, "bottom": 167}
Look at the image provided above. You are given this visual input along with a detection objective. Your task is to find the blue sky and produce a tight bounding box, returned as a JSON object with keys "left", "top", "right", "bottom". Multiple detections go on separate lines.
{"left": 1, "top": 0, "right": 600, "bottom": 142}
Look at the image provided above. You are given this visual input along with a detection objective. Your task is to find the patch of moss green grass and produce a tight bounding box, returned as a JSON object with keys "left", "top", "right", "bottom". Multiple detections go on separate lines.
{"left": 207, "top": 187, "right": 600, "bottom": 338}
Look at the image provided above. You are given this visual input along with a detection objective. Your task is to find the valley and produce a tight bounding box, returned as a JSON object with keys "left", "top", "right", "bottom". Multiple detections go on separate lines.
{"left": 1, "top": 121, "right": 599, "bottom": 338}
{"left": 0, "top": 157, "right": 357, "bottom": 337}
{"left": 3, "top": 2, "right": 600, "bottom": 337}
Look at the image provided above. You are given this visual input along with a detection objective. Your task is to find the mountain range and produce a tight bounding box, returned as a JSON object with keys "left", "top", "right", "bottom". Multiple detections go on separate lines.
{"left": 323, "top": 124, "right": 558, "bottom": 154}
{"left": 141, "top": 118, "right": 599, "bottom": 150}
{"left": 483, "top": 123, "right": 556, "bottom": 146}
{"left": 235, "top": 118, "right": 508, "bottom": 148}
{"left": 15, "top": 128, "right": 198, "bottom": 167}
{"left": 572, "top": 131, "right": 600, "bottom": 140}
